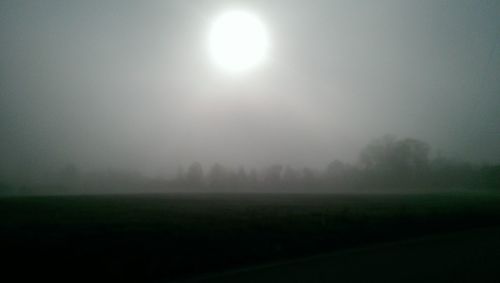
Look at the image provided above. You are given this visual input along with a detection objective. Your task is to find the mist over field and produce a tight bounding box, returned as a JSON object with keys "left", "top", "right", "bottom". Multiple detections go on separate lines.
{"left": 2, "top": 2, "right": 500, "bottom": 282}
{"left": 0, "top": 0, "right": 499, "bottom": 192}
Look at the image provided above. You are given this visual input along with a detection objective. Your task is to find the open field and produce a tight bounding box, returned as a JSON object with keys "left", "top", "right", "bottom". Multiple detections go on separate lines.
{"left": 2, "top": 192, "right": 500, "bottom": 282}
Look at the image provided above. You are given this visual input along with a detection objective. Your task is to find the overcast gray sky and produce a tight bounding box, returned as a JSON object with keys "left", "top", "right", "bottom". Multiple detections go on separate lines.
{"left": 0, "top": 0, "right": 499, "bottom": 179}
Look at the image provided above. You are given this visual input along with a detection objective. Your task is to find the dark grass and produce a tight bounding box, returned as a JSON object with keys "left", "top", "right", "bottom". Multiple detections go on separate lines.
{"left": 1, "top": 192, "right": 500, "bottom": 282}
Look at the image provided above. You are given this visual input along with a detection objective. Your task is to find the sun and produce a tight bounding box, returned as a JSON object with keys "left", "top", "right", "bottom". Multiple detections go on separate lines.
{"left": 208, "top": 10, "right": 270, "bottom": 73}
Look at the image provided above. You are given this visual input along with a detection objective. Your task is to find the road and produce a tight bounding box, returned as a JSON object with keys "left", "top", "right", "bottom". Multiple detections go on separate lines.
{"left": 183, "top": 227, "right": 500, "bottom": 283}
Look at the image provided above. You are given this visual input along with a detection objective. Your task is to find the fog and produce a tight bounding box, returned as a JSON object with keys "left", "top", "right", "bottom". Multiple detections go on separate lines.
{"left": 1, "top": 0, "right": 499, "bottom": 183}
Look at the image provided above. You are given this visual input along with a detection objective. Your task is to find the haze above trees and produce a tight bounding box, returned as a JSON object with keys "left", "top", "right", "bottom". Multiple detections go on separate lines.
{"left": 1, "top": 136, "right": 498, "bottom": 196}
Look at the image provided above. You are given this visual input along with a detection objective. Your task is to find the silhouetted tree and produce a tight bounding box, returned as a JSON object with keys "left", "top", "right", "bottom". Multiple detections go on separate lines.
{"left": 186, "top": 162, "right": 204, "bottom": 187}
{"left": 208, "top": 163, "right": 228, "bottom": 188}
{"left": 360, "top": 136, "right": 430, "bottom": 188}
{"left": 283, "top": 166, "right": 299, "bottom": 183}
{"left": 429, "top": 157, "right": 479, "bottom": 189}
{"left": 325, "top": 160, "right": 353, "bottom": 189}
{"left": 479, "top": 165, "right": 500, "bottom": 189}
{"left": 361, "top": 136, "right": 429, "bottom": 173}
{"left": 236, "top": 166, "right": 249, "bottom": 188}
{"left": 264, "top": 164, "right": 283, "bottom": 186}
{"left": 302, "top": 167, "right": 316, "bottom": 187}
{"left": 248, "top": 169, "right": 259, "bottom": 188}
{"left": 176, "top": 165, "right": 185, "bottom": 182}
{"left": 326, "top": 160, "right": 347, "bottom": 179}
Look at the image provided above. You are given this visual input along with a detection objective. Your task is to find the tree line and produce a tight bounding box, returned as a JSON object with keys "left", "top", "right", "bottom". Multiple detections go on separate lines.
{"left": 1, "top": 135, "right": 499, "bottom": 195}
{"left": 174, "top": 135, "right": 499, "bottom": 192}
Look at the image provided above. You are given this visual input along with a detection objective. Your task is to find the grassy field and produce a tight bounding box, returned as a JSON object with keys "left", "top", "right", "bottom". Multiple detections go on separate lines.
{"left": 1, "top": 192, "right": 500, "bottom": 282}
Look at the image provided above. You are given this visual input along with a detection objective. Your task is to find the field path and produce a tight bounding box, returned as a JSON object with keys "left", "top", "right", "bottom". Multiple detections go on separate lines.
{"left": 182, "top": 227, "right": 500, "bottom": 283}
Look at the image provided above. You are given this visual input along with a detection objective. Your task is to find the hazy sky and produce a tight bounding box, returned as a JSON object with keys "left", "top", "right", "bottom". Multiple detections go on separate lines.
{"left": 0, "top": 0, "right": 499, "bottom": 178}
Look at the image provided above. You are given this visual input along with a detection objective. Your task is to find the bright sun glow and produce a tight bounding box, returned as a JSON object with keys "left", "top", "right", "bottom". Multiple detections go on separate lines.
{"left": 209, "top": 10, "right": 269, "bottom": 73}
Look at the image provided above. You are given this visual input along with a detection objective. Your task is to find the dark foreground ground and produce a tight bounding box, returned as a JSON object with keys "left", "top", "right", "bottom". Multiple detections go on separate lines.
{"left": 186, "top": 226, "right": 500, "bottom": 283}
{"left": 1, "top": 192, "right": 500, "bottom": 282}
